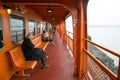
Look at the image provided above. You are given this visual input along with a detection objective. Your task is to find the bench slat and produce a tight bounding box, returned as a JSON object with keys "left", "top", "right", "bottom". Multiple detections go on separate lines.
{"left": 32, "top": 36, "right": 48, "bottom": 50}
{"left": 19, "top": 61, "right": 37, "bottom": 69}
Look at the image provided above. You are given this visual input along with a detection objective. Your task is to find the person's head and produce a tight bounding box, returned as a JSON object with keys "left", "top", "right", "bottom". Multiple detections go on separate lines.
{"left": 43, "top": 31, "right": 46, "bottom": 33}
{"left": 26, "top": 33, "right": 33, "bottom": 39}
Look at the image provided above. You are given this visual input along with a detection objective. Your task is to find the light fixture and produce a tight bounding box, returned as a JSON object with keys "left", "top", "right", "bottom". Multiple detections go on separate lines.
{"left": 47, "top": 8, "right": 53, "bottom": 13}
{"left": 7, "top": 8, "right": 12, "bottom": 14}
{"left": 15, "top": 5, "right": 27, "bottom": 14}
{"left": 2, "top": 4, "right": 12, "bottom": 14}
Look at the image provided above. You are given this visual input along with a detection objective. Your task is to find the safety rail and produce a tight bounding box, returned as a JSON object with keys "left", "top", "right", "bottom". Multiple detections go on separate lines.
{"left": 83, "top": 38, "right": 120, "bottom": 80}
{"left": 65, "top": 31, "right": 120, "bottom": 80}
{"left": 66, "top": 31, "right": 73, "bottom": 53}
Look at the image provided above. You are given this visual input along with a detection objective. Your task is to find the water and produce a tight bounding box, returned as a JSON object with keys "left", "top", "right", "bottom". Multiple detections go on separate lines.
{"left": 88, "top": 26, "right": 120, "bottom": 66}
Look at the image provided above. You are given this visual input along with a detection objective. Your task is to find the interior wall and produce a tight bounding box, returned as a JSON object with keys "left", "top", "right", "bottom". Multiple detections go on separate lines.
{"left": 0, "top": 5, "right": 43, "bottom": 80}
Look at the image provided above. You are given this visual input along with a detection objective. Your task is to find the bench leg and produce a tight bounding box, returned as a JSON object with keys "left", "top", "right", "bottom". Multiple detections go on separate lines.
{"left": 17, "top": 70, "right": 30, "bottom": 77}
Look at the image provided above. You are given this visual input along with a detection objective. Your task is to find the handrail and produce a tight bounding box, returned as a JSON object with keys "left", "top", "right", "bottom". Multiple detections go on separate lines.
{"left": 83, "top": 38, "right": 120, "bottom": 57}
{"left": 65, "top": 31, "right": 120, "bottom": 79}
{"left": 67, "top": 35, "right": 73, "bottom": 40}
{"left": 66, "top": 31, "right": 73, "bottom": 53}
{"left": 66, "top": 31, "right": 73, "bottom": 34}
{"left": 83, "top": 49, "right": 117, "bottom": 80}
{"left": 66, "top": 31, "right": 73, "bottom": 39}
{"left": 66, "top": 32, "right": 120, "bottom": 57}
{"left": 83, "top": 38, "right": 120, "bottom": 80}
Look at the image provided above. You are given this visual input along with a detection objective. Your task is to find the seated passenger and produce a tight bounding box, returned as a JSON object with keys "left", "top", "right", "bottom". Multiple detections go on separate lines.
{"left": 42, "top": 31, "right": 53, "bottom": 42}
{"left": 52, "top": 26, "right": 56, "bottom": 33}
{"left": 42, "top": 31, "right": 55, "bottom": 46}
{"left": 22, "top": 33, "right": 49, "bottom": 69}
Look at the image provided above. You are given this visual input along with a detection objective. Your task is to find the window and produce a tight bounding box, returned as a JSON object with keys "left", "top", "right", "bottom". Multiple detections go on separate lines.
{"left": 28, "top": 19, "right": 35, "bottom": 36}
{"left": 10, "top": 14, "right": 25, "bottom": 43}
{"left": 65, "top": 15, "right": 73, "bottom": 39}
{"left": 41, "top": 22, "right": 46, "bottom": 33}
{"left": 65, "top": 15, "right": 73, "bottom": 33}
{"left": 0, "top": 14, "right": 4, "bottom": 49}
{"left": 46, "top": 22, "right": 52, "bottom": 33}
{"left": 36, "top": 21, "right": 41, "bottom": 34}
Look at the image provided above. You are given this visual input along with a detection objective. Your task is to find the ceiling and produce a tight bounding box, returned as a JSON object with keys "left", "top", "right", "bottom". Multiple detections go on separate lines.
{"left": 26, "top": 5, "right": 70, "bottom": 24}
{"left": 2, "top": 0, "right": 70, "bottom": 25}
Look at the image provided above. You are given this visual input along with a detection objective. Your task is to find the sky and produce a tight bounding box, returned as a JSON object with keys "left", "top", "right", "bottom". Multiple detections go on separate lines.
{"left": 87, "top": 0, "right": 120, "bottom": 65}
{"left": 87, "top": 0, "right": 120, "bottom": 26}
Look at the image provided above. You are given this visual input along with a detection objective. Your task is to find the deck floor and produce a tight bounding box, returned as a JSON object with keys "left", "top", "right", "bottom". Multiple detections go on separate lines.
{"left": 10, "top": 32, "right": 84, "bottom": 80}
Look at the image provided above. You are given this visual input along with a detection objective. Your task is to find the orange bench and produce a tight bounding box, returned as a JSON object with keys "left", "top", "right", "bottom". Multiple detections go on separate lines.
{"left": 9, "top": 46, "right": 37, "bottom": 76}
{"left": 32, "top": 35, "right": 49, "bottom": 50}
{"left": 9, "top": 35, "right": 49, "bottom": 77}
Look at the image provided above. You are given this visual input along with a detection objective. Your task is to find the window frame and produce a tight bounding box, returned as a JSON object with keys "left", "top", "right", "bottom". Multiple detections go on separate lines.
{"left": 36, "top": 20, "right": 41, "bottom": 34}
{"left": 10, "top": 14, "right": 25, "bottom": 43}
{"left": 0, "top": 13, "right": 4, "bottom": 49}
{"left": 28, "top": 18, "right": 35, "bottom": 36}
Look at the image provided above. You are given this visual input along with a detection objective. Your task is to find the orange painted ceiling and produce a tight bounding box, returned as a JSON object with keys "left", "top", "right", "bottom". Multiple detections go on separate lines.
{"left": 2, "top": 0, "right": 72, "bottom": 24}
{"left": 28, "top": 5, "right": 70, "bottom": 24}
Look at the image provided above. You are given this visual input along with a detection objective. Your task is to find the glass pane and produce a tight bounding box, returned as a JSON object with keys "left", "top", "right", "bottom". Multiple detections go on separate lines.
{"left": 65, "top": 15, "right": 73, "bottom": 33}
{"left": 10, "top": 14, "right": 25, "bottom": 43}
{"left": 46, "top": 22, "right": 52, "bottom": 33}
{"left": 0, "top": 14, "right": 4, "bottom": 49}
{"left": 41, "top": 22, "right": 46, "bottom": 33}
{"left": 36, "top": 21, "right": 41, "bottom": 34}
{"left": 28, "top": 19, "right": 35, "bottom": 36}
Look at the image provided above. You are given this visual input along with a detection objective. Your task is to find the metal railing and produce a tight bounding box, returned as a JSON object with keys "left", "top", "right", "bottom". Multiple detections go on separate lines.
{"left": 83, "top": 38, "right": 120, "bottom": 80}
{"left": 65, "top": 31, "right": 120, "bottom": 80}
{"left": 66, "top": 31, "right": 73, "bottom": 53}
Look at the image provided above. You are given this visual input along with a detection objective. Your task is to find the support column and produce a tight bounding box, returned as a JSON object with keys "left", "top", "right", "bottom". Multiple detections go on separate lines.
{"left": 73, "top": 0, "right": 88, "bottom": 77}
{"left": 78, "top": 0, "right": 88, "bottom": 77}
{"left": 72, "top": 10, "right": 80, "bottom": 77}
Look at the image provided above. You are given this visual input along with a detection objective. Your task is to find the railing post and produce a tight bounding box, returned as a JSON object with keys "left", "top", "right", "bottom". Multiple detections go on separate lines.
{"left": 118, "top": 58, "right": 120, "bottom": 80}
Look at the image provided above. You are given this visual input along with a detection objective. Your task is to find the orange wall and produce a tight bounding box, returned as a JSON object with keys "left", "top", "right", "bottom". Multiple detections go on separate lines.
{"left": 0, "top": 5, "right": 43, "bottom": 80}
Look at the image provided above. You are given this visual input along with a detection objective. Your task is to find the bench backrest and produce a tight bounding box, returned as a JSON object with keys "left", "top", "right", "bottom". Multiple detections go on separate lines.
{"left": 9, "top": 46, "right": 26, "bottom": 68}
{"left": 32, "top": 35, "right": 48, "bottom": 50}
{"left": 32, "top": 36, "right": 42, "bottom": 47}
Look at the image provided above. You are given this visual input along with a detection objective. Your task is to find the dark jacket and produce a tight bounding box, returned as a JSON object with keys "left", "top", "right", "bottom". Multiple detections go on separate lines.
{"left": 22, "top": 37, "right": 43, "bottom": 61}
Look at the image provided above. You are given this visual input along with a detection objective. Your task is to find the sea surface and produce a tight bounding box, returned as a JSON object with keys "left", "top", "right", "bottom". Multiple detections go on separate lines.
{"left": 88, "top": 26, "right": 120, "bottom": 66}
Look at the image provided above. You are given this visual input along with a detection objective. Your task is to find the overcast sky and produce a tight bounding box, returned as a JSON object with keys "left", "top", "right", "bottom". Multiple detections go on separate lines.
{"left": 87, "top": 0, "right": 120, "bottom": 26}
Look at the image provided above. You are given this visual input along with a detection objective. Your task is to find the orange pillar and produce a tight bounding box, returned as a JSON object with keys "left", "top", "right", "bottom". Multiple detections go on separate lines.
{"left": 82, "top": 1, "right": 88, "bottom": 76}
{"left": 78, "top": 0, "right": 88, "bottom": 77}
{"left": 73, "top": 0, "right": 88, "bottom": 77}
{"left": 72, "top": 9, "right": 82, "bottom": 77}
{"left": 56, "top": 24, "right": 60, "bottom": 33}
{"left": 61, "top": 21, "right": 66, "bottom": 41}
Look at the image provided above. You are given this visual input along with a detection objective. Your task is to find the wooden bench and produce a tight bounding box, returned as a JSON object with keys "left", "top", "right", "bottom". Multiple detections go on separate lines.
{"left": 9, "top": 46, "right": 37, "bottom": 76}
{"left": 32, "top": 35, "right": 49, "bottom": 50}
{"left": 9, "top": 35, "right": 49, "bottom": 77}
